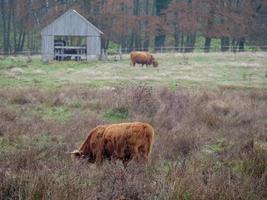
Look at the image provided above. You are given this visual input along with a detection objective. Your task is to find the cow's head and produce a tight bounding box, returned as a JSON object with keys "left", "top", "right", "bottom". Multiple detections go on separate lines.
{"left": 68, "top": 126, "right": 107, "bottom": 164}
{"left": 152, "top": 60, "right": 159, "bottom": 67}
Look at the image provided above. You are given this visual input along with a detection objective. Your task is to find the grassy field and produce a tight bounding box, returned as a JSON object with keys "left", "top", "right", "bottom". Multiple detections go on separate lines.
{"left": 0, "top": 52, "right": 266, "bottom": 89}
{"left": 0, "top": 52, "right": 267, "bottom": 200}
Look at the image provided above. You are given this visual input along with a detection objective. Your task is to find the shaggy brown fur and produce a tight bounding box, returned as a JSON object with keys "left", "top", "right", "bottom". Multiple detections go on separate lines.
{"left": 71, "top": 122, "right": 155, "bottom": 166}
{"left": 71, "top": 125, "right": 108, "bottom": 163}
{"left": 130, "top": 51, "right": 158, "bottom": 67}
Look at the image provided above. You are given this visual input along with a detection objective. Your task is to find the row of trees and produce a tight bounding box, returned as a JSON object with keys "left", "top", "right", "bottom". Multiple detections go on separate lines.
{"left": 0, "top": 0, "right": 266, "bottom": 53}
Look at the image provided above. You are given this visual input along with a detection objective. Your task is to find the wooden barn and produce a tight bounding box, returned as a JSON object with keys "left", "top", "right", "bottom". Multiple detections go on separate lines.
{"left": 41, "top": 9, "right": 103, "bottom": 61}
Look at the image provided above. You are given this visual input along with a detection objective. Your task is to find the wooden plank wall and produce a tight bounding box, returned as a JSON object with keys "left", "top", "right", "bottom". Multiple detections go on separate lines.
{"left": 42, "top": 35, "right": 54, "bottom": 61}
{"left": 87, "top": 36, "right": 101, "bottom": 60}
{"left": 41, "top": 10, "right": 100, "bottom": 36}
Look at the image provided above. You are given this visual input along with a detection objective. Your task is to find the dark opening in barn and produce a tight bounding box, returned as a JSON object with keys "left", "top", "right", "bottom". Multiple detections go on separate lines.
{"left": 54, "top": 36, "right": 87, "bottom": 61}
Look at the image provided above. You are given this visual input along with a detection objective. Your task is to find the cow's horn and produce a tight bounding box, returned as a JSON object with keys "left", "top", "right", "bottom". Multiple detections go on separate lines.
{"left": 66, "top": 150, "right": 80, "bottom": 154}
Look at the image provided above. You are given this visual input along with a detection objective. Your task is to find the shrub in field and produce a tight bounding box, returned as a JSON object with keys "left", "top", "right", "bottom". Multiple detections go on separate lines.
{"left": 114, "top": 85, "right": 160, "bottom": 119}
{"left": 153, "top": 88, "right": 191, "bottom": 131}
{"left": 95, "top": 162, "right": 173, "bottom": 200}
{"left": 104, "top": 107, "right": 129, "bottom": 122}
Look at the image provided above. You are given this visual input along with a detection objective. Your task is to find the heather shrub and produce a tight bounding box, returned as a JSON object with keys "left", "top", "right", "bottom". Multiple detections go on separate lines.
{"left": 0, "top": 86, "right": 266, "bottom": 199}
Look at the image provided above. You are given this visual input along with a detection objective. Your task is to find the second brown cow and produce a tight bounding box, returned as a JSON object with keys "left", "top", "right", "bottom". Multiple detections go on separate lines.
{"left": 70, "top": 122, "right": 155, "bottom": 167}
{"left": 130, "top": 51, "right": 159, "bottom": 67}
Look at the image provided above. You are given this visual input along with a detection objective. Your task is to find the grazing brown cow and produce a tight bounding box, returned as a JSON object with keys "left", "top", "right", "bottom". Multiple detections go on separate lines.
{"left": 70, "top": 122, "right": 155, "bottom": 167}
{"left": 130, "top": 51, "right": 158, "bottom": 67}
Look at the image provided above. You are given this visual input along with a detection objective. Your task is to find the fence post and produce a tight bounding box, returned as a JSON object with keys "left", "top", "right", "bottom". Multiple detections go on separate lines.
{"left": 27, "top": 51, "right": 32, "bottom": 62}
{"left": 119, "top": 46, "right": 122, "bottom": 60}
{"left": 101, "top": 49, "right": 106, "bottom": 61}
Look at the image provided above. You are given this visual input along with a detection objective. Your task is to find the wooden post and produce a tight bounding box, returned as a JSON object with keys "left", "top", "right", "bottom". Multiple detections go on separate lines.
{"left": 119, "top": 46, "right": 122, "bottom": 60}
{"left": 105, "top": 50, "right": 108, "bottom": 61}
{"left": 101, "top": 49, "right": 104, "bottom": 61}
{"left": 27, "top": 51, "right": 32, "bottom": 62}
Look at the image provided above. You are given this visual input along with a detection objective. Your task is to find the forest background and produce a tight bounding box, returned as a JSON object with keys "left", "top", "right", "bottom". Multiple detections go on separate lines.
{"left": 0, "top": 0, "right": 266, "bottom": 54}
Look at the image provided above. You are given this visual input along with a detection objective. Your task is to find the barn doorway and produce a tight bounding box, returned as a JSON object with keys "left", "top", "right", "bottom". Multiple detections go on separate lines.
{"left": 54, "top": 36, "right": 87, "bottom": 61}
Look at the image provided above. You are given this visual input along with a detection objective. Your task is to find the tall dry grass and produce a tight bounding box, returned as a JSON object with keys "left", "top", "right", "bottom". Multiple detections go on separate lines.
{"left": 0, "top": 86, "right": 266, "bottom": 199}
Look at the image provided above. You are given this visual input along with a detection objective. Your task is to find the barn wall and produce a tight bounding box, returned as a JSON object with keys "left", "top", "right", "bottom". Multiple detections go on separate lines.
{"left": 42, "top": 35, "right": 54, "bottom": 61}
{"left": 41, "top": 10, "right": 101, "bottom": 36}
{"left": 87, "top": 36, "right": 101, "bottom": 60}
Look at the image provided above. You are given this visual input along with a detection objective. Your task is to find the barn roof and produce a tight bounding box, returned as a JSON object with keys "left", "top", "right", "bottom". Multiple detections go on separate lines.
{"left": 41, "top": 9, "right": 103, "bottom": 36}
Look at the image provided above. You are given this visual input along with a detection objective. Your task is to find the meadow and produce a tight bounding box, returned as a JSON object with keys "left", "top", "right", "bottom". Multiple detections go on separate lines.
{"left": 0, "top": 52, "right": 266, "bottom": 89}
{"left": 0, "top": 52, "right": 267, "bottom": 200}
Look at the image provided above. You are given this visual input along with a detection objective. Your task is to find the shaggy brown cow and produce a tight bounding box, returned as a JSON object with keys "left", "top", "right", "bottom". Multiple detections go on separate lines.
{"left": 70, "top": 122, "right": 155, "bottom": 167}
{"left": 130, "top": 51, "right": 158, "bottom": 67}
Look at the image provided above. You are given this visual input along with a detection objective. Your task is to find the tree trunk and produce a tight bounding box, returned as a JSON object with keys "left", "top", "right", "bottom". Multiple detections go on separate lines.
{"left": 128, "top": 32, "right": 134, "bottom": 52}
{"left": 1, "top": 1, "right": 9, "bottom": 53}
{"left": 143, "top": 0, "right": 150, "bottom": 51}
{"left": 204, "top": 37, "right": 211, "bottom": 53}
{"left": 134, "top": 34, "right": 141, "bottom": 50}
{"left": 143, "top": 36, "right": 150, "bottom": 51}
{"left": 6, "top": 2, "right": 12, "bottom": 53}
{"left": 180, "top": 32, "right": 184, "bottom": 52}
{"left": 12, "top": 10, "right": 17, "bottom": 53}
{"left": 154, "top": 0, "right": 171, "bottom": 51}
{"left": 238, "top": 38, "right": 245, "bottom": 52}
{"left": 101, "top": 38, "right": 107, "bottom": 49}
{"left": 174, "top": 27, "right": 179, "bottom": 51}
{"left": 133, "top": 0, "right": 141, "bottom": 50}
{"left": 221, "top": 37, "right": 230, "bottom": 52}
{"left": 105, "top": 40, "right": 109, "bottom": 49}
{"left": 185, "top": 33, "right": 196, "bottom": 52}
{"left": 19, "top": 32, "right": 25, "bottom": 51}
{"left": 231, "top": 39, "right": 238, "bottom": 52}
{"left": 155, "top": 35, "right": 165, "bottom": 51}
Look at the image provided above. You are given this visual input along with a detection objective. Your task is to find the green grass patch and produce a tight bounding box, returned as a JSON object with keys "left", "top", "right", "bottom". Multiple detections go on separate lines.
{"left": 40, "top": 106, "right": 72, "bottom": 122}
{"left": 204, "top": 139, "right": 227, "bottom": 154}
{"left": 103, "top": 107, "right": 128, "bottom": 122}
{"left": 69, "top": 101, "right": 82, "bottom": 108}
{"left": 0, "top": 57, "right": 28, "bottom": 70}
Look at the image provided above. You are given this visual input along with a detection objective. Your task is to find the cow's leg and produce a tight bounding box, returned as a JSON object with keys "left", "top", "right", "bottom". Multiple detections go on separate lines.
{"left": 133, "top": 146, "right": 141, "bottom": 163}
{"left": 110, "top": 155, "right": 117, "bottom": 164}
{"left": 122, "top": 160, "right": 129, "bottom": 168}
{"left": 138, "top": 145, "right": 149, "bottom": 164}
{"left": 95, "top": 139, "right": 105, "bottom": 166}
{"left": 122, "top": 146, "right": 132, "bottom": 168}
{"left": 96, "top": 151, "right": 103, "bottom": 166}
